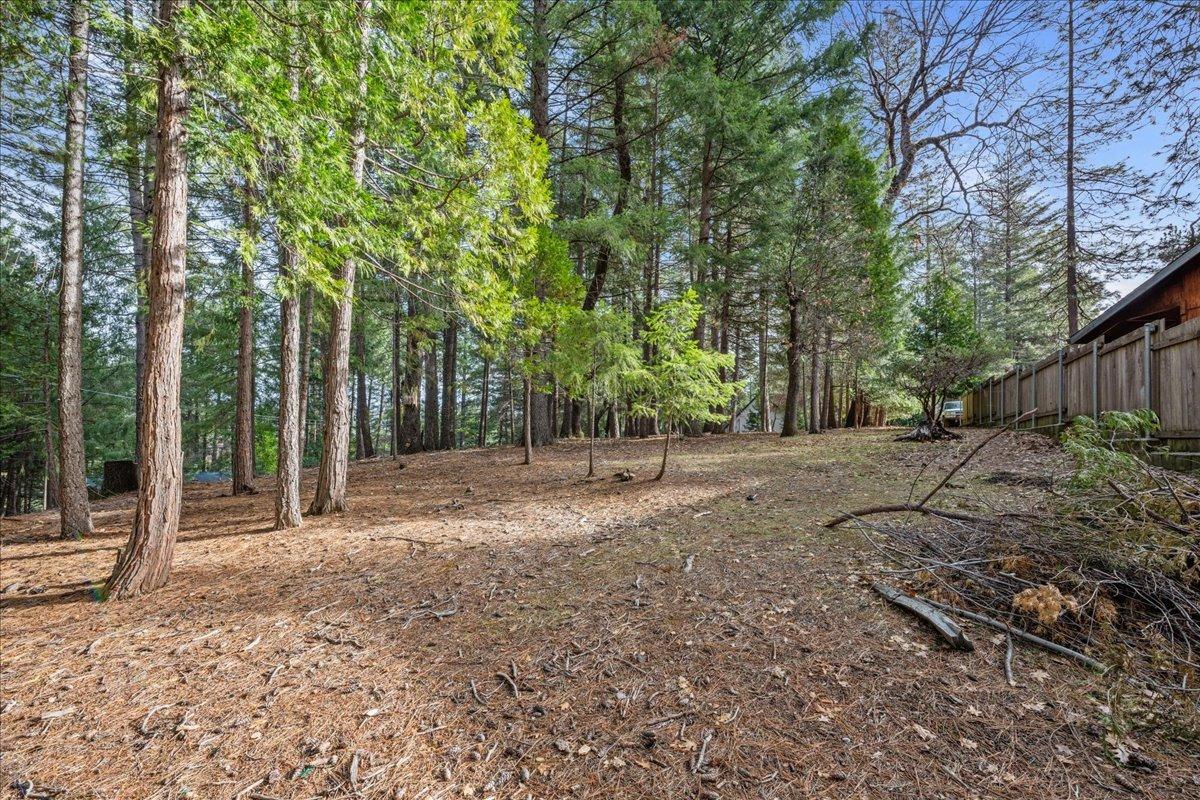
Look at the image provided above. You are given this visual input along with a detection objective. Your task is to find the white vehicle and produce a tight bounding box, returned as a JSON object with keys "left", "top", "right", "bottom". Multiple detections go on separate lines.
{"left": 941, "top": 400, "right": 964, "bottom": 426}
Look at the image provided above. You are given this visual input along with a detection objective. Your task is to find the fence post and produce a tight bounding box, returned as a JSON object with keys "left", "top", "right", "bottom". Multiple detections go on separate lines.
{"left": 1056, "top": 348, "right": 1064, "bottom": 427}
{"left": 1015, "top": 364, "right": 1022, "bottom": 425}
{"left": 1091, "top": 340, "right": 1100, "bottom": 419}
{"left": 1030, "top": 362, "right": 1037, "bottom": 430}
{"left": 988, "top": 378, "right": 994, "bottom": 426}
{"left": 1142, "top": 322, "right": 1153, "bottom": 411}
{"left": 1000, "top": 372, "right": 1006, "bottom": 425}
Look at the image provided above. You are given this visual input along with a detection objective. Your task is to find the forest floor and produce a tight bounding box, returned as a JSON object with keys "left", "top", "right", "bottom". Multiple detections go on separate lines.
{"left": 1, "top": 431, "right": 1197, "bottom": 800}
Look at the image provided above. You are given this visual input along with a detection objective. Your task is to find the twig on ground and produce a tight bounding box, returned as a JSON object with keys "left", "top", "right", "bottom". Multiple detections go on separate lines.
{"left": 1004, "top": 633, "right": 1018, "bottom": 687}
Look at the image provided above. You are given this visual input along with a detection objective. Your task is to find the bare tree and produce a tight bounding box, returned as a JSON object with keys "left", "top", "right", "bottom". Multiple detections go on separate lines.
{"left": 1097, "top": 0, "right": 1200, "bottom": 210}
{"left": 57, "top": 0, "right": 93, "bottom": 540}
{"left": 107, "top": 0, "right": 189, "bottom": 598}
{"left": 855, "top": 0, "right": 1041, "bottom": 224}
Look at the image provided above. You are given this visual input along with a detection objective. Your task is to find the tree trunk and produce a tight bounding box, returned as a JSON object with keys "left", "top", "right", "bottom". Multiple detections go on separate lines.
{"left": 423, "top": 338, "right": 440, "bottom": 451}
{"left": 559, "top": 392, "right": 574, "bottom": 438}
{"left": 522, "top": 372, "right": 533, "bottom": 465}
{"left": 530, "top": 382, "right": 554, "bottom": 446}
{"left": 822, "top": 330, "right": 835, "bottom": 431}
{"left": 399, "top": 292, "right": 423, "bottom": 453}
{"left": 107, "top": 0, "right": 187, "bottom": 598}
{"left": 309, "top": 0, "right": 370, "bottom": 515}
{"left": 42, "top": 316, "right": 59, "bottom": 511}
{"left": 807, "top": 327, "right": 821, "bottom": 435}
{"left": 57, "top": 0, "right": 92, "bottom": 540}
{"left": 758, "top": 291, "right": 770, "bottom": 433}
{"left": 654, "top": 426, "right": 671, "bottom": 481}
{"left": 354, "top": 323, "right": 374, "bottom": 458}
{"left": 298, "top": 287, "right": 313, "bottom": 459}
{"left": 275, "top": 240, "right": 302, "bottom": 529}
{"left": 439, "top": 316, "right": 457, "bottom": 449}
{"left": 586, "top": 389, "right": 595, "bottom": 478}
{"left": 391, "top": 287, "right": 401, "bottom": 456}
{"left": 232, "top": 193, "right": 257, "bottom": 495}
{"left": 781, "top": 300, "right": 801, "bottom": 437}
{"left": 478, "top": 355, "right": 490, "bottom": 447}
{"left": 123, "top": 0, "right": 150, "bottom": 467}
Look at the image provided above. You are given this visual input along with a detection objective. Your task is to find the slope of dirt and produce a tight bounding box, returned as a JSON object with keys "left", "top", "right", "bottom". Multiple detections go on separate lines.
{"left": 1, "top": 431, "right": 1195, "bottom": 799}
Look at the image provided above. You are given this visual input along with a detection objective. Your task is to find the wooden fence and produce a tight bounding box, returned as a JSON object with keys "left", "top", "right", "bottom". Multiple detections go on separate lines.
{"left": 962, "top": 316, "right": 1200, "bottom": 453}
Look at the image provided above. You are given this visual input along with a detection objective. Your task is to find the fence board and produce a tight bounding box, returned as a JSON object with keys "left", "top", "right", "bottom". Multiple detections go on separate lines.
{"left": 964, "top": 317, "right": 1197, "bottom": 437}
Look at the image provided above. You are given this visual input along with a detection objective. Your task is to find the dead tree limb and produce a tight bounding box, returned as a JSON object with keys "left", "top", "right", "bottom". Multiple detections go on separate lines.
{"left": 824, "top": 504, "right": 983, "bottom": 528}
{"left": 917, "top": 408, "right": 1036, "bottom": 507}
{"left": 826, "top": 409, "right": 1037, "bottom": 528}
{"left": 919, "top": 595, "right": 1109, "bottom": 674}
{"left": 873, "top": 582, "right": 974, "bottom": 651}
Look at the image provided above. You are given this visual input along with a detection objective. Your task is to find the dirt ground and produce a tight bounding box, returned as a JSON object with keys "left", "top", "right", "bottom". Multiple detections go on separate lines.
{"left": 1, "top": 430, "right": 1196, "bottom": 800}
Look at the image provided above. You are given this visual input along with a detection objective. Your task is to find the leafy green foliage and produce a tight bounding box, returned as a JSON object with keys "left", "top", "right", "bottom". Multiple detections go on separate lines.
{"left": 894, "top": 271, "right": 995, "bottom": 425}
{"left": 1062, "top": 410, "right": 1161, "bottom": 488}
{"left": 643, "top": 292, "right": 737, "bottom": 430}
{"left": 553, "top": 305, "right": 645, "bottom": 417}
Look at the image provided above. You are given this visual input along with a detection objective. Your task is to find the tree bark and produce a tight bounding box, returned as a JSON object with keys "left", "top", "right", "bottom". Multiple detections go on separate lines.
{"left": 399, "top": 292, "right": 423, "bottom": 453}
{"left": 423, "top": 337, "right": 440, "bottom": 451}
{"left": 654, "top": 426, "right": 670, "bottom": 481}
{"left": 390, "top": 288, "right": 400, "bottom": 456}
{"left": 309, "top": 0, "right": 370, "bottom": 515}
{"left": 298, "top": 288, "right": 313, "bottom": 458}
{"left": 522, "top": 372, "right": 533, "bottom": 465}
{"left": 439, "top": 316, "right": 457, "bottom": 449}
{"left": 107, "top": 0, "right": 187, "bottom": 597}
{"left": 781, "top": 300, "right": 801, "bottom": 437}
{"left": 478, "top": 355, "right": 490, "bottom": 447}
{"left": 759, "top": 290, "right": 771, "bottom": 432}
{"left": 232, "top": 192, "right": 257, "bottom": 495}
{"left": 354, "top": 323, "right": 374, "bottom": 458}
{"left": 42, "top": 315, "right": 59, "bottom": 511}
{"left": 559, "top": 392, "right": 574, "bottom": 438}
{"left": 123, "top": 0, "right": 150, "bottom": 466}
{"left": 807, "top": 327, "right": 821, "bottom": 435}
{"left": 822, "top": 329, "right": 835, "bottom": 431}
{"left": 586, "top": 388, "right": 595, "bottom": 478}
{"left": 57, "top": 0, "right": 93, "bottom": 540}
{"left": 275, "top": 241, "right": 302, "bottom": 529}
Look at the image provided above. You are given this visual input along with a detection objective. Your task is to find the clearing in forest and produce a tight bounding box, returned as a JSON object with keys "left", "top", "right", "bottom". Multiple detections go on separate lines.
{"left": 1, "top": 431, "right": 1196, "bottom": 799}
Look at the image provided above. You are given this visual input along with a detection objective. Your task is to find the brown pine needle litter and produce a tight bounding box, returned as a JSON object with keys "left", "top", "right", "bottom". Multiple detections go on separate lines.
{"left": 3, "top": 432, "right": 1198, "bottom": 798}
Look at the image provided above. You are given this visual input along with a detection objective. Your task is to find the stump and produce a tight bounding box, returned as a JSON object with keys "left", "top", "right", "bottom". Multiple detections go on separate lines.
{"left": 102, "top": 460, "right": 138, "bottom": 495}
{"left": 895, "top": 420, "right": 962, "bottom": 442}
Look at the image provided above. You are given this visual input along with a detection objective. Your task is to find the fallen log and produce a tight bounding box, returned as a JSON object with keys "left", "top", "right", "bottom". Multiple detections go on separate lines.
{"left": 873, "top": 582, "right": 974, "bottom": 651}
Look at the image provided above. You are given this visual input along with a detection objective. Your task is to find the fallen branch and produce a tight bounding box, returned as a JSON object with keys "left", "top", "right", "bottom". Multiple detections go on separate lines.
{"left": 918, "top": 408, "right": 1037, "bottom": 508}
{"left": 825, "top": 504, "right": 983, "bottom": 528}
{"left": 827, "top": 410, "right": 1037, "bottom": 528}
{"left": 919, "top": 595, "right": 1109, "bottom": 674}
{"left": 873, "top": 582, "right": 974, "bottom": 651}
{"left": 1004, "top": 633, "right": 1018, "bottom": 687}
{"left": 494, "top": 671, "right": 519, "bottom": 698}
